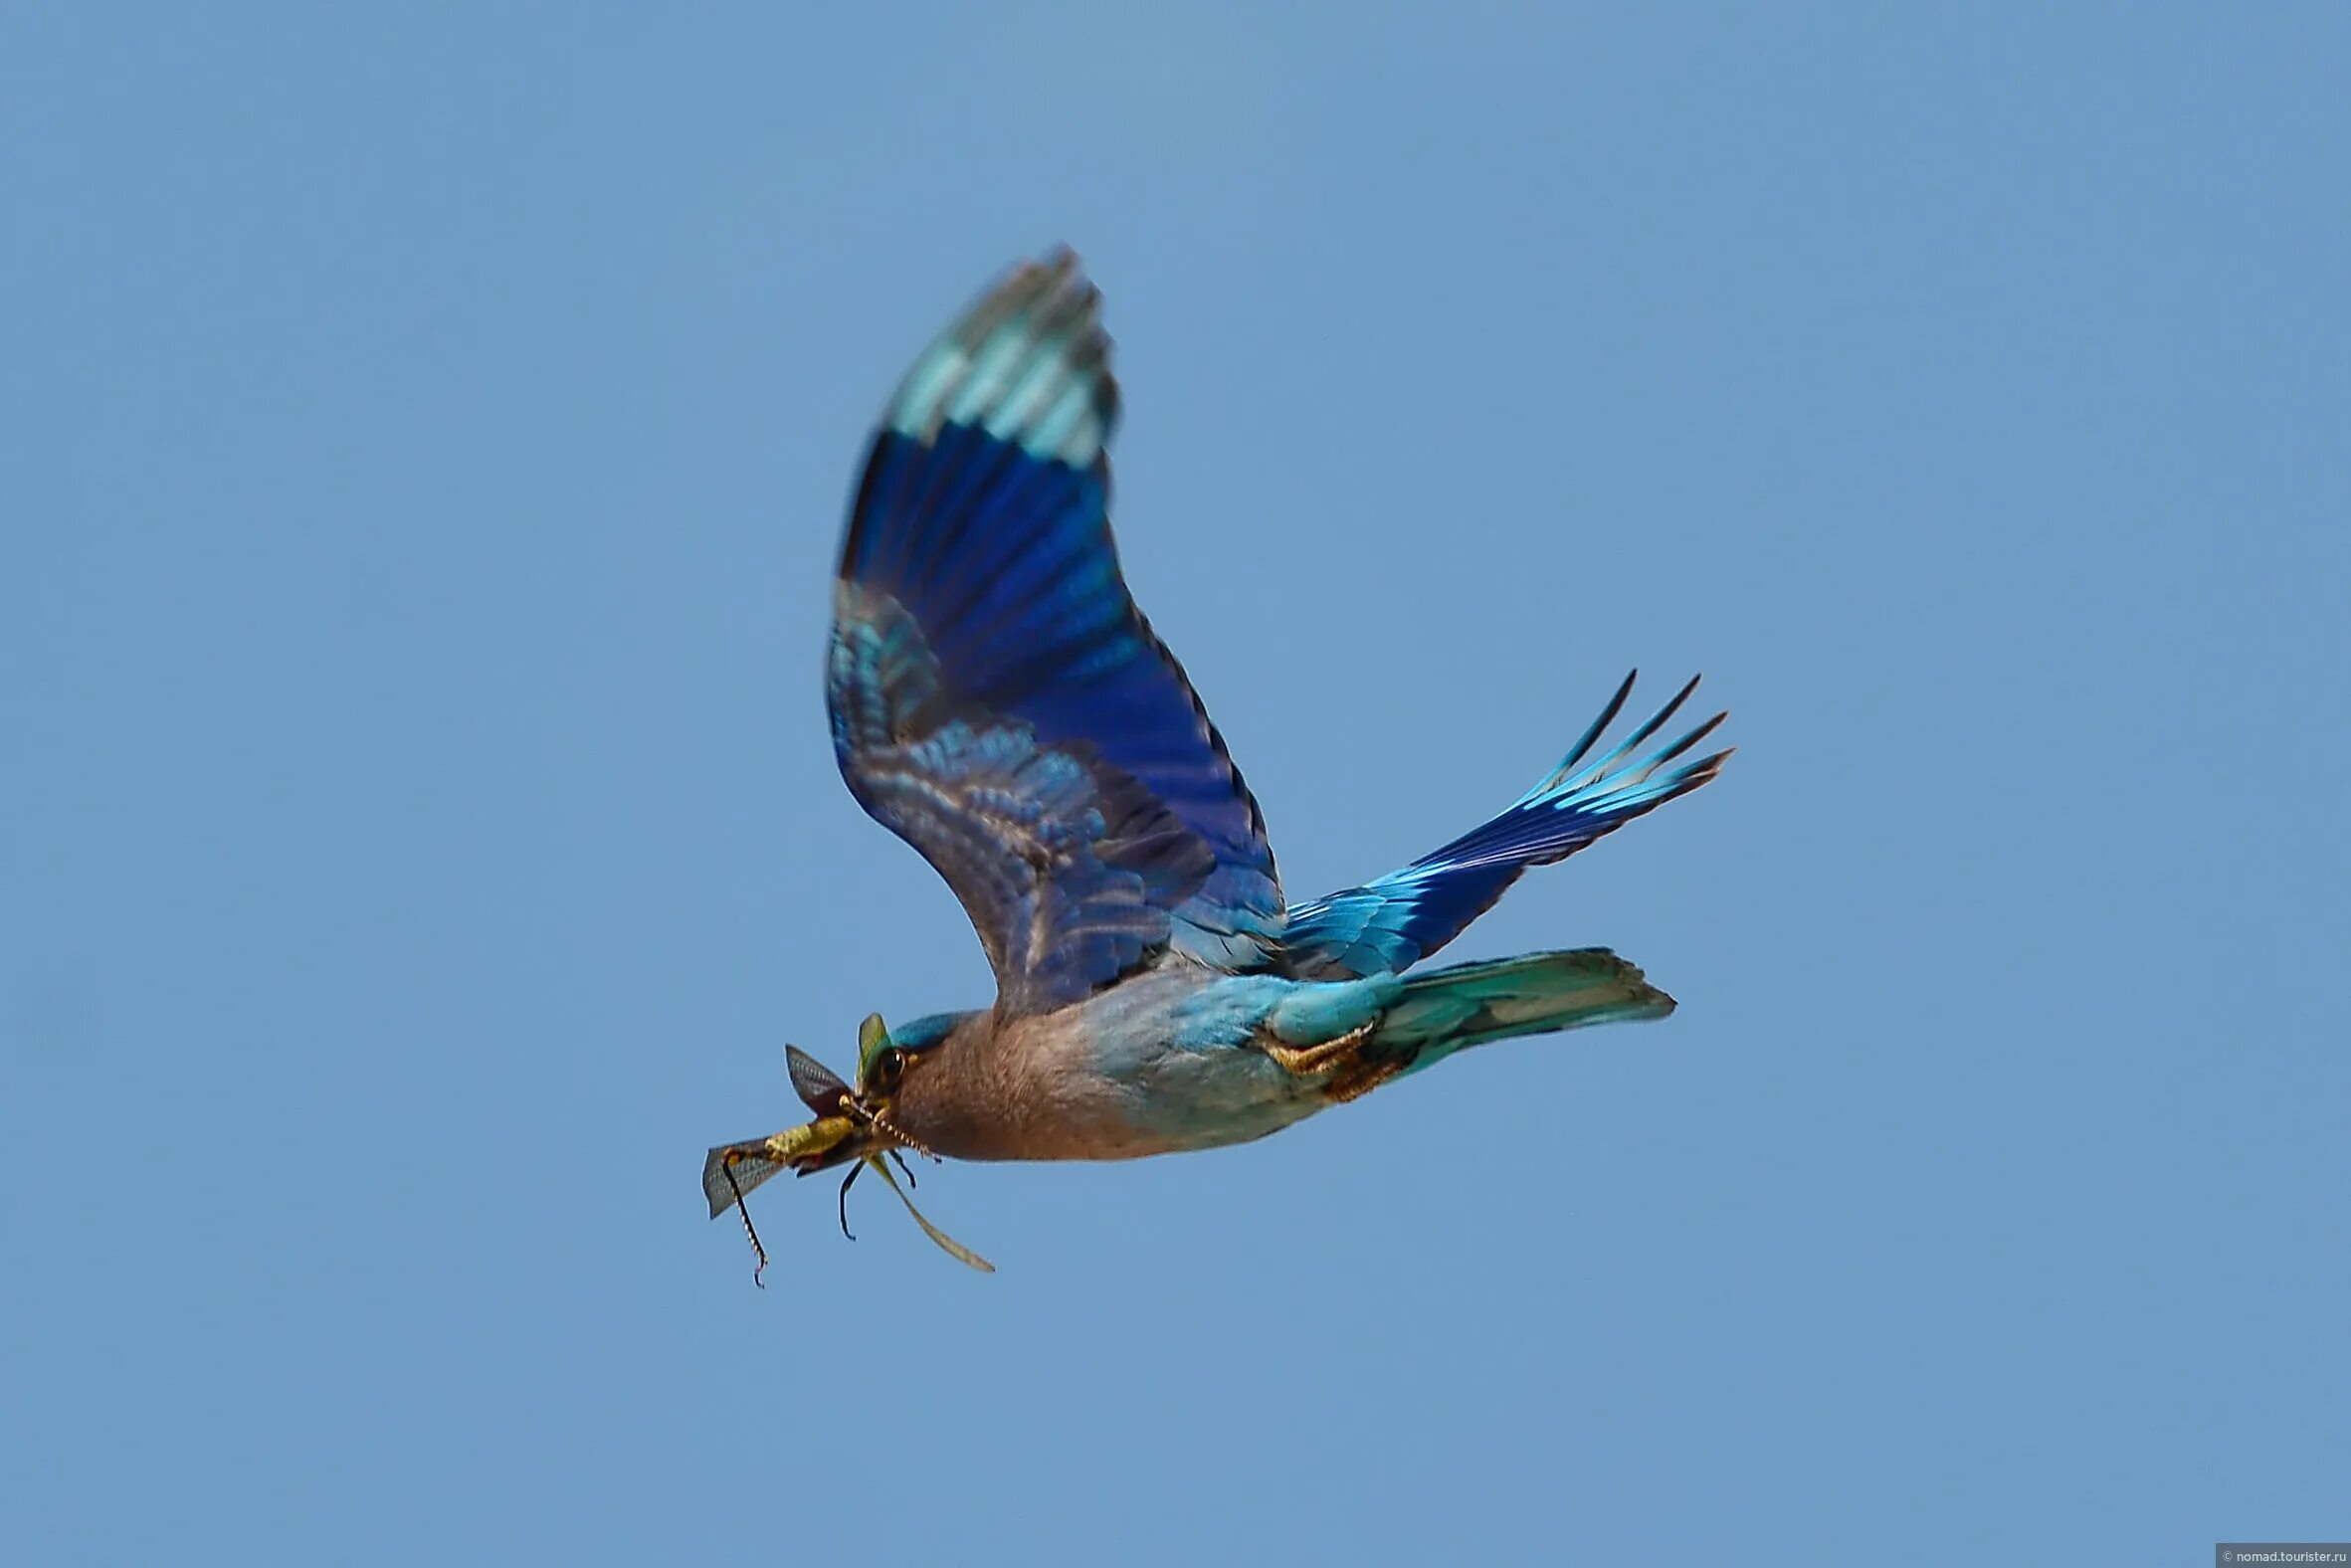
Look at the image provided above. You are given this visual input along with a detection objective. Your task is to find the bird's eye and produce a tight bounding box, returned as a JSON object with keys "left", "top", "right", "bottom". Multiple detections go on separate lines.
{"left": 869, "top": 1048, "right": 906, "bottom": 1091}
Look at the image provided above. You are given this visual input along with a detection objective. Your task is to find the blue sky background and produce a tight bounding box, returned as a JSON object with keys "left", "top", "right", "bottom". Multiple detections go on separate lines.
{"left": 5, "top": 5, "right": 2347, "bottom": 1563}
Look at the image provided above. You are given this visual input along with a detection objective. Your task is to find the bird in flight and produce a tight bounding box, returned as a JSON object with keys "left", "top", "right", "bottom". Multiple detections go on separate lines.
{"left": 704, "top": 251, "right": 1731, "bottom": 1277}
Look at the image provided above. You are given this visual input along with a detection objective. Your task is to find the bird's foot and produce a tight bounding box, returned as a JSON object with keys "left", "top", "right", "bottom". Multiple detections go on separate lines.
{"left": 1263, "top": 1022, "right": 1403, "bottom": 1104}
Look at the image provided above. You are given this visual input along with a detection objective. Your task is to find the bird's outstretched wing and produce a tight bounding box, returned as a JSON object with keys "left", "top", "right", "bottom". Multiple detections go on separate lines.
{"left": 828, "top": 252, "right": 1282, "bottom": 1017}
{"left": 1282, "top": 673, "right": 1729, "bottom": 978}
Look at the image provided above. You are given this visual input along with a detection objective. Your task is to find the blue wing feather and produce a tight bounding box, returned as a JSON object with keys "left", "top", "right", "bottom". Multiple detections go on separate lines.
{"left": 829, "top": 253, "right": 1282, "bottom": 1014}
{"left": 1282, "top": 673, "right": 1731, "bottom": 979}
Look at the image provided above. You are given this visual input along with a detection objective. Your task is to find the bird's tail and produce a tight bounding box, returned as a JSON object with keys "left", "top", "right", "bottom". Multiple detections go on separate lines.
{"left": 1366, "top": 948, "right": 1675, "bottom": 1078}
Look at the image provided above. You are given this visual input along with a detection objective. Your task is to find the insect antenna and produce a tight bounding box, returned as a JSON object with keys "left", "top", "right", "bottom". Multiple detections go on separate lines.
{"left": 863, "top": 1104, "right": 938, "bottom": 1163}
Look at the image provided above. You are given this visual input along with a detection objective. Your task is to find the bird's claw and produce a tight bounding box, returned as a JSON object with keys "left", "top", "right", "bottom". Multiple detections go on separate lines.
{"left": 1264, "top": 1022, "right": 1402, "bottom": 1103}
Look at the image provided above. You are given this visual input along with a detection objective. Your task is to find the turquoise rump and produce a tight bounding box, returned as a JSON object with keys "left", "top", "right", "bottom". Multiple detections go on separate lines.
{"left": 703, "top": 251, "right": 1732, "bottom": 1274}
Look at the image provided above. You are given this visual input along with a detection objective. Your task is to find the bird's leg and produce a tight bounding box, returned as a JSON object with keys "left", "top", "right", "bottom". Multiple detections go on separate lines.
{"left": 1262, "top": 1021, "right": 1404, "bottom": 1104}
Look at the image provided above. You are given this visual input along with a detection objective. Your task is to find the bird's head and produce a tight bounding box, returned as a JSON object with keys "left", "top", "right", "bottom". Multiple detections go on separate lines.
{"left": 768, "top": 1013, "right": 919, "bottom": 1175}
{"left": 701, "top": 1013, "right": 992, "bottom": 1279}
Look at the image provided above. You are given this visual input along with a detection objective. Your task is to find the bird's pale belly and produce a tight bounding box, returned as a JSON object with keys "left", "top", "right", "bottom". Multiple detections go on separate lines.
{"left": 1113, "top": 1039, "right": 1332, "bottom": 1155}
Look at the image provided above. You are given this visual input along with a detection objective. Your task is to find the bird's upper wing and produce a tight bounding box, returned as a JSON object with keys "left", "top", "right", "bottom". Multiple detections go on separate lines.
{"left": 1281, "top": 674, "right": 1729, "bottom": 978}
{"left": 827, "top": 253, "right": 1282, "bottom": 1017}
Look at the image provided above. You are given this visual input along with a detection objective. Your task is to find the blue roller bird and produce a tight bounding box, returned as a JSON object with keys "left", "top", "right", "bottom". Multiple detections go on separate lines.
{"left": 704, "top": 251, "right": 1731, "bottom": 1275}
